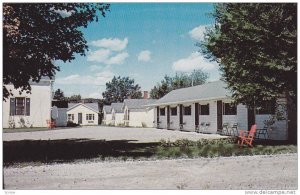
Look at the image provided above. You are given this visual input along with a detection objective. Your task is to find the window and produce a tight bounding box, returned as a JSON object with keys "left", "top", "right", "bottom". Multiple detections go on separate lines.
{"left": 10, "top": 97, "right": 30, "bottom": 116}
{"left": 256, "top": 100, "right": 276, "bottom": 115}
{"left": 184, "top": 105, "right": 191, "bottom": 115}
{"left": 160, "top": 108, "right": 165, "bottom": 116}
{"left": 171, "top": 107, "right": 177, "bottom": 116}
{"left": 223, "top": 103, "right": 237, "bottom": 115}
{"left": 200, "top": 104, "right": 209, "bottom": 115}
{"left": 68, "top": 114, "right": 74, "bottom": 121}
{"left": 86, "top": 114, "right": 95, "bottom": 120}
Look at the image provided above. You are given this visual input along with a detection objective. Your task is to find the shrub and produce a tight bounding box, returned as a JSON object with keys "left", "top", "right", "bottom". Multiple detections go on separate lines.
{"left": 67, "top": 121, "right": 80, "bottom": 127}
{"left": 141, "top": 122, "right": 147, "bottom": 128}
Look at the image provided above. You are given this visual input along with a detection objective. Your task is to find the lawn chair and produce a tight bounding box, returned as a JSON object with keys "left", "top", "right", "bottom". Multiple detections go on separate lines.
{"left": 256, "top": 125, "right": 270, "bottom": 139}
{"left": 230, "top": 123, "right": 238, "bottom": 136}
{"left": 46, "top": 119, "right": 56, "bottom": 128}
{"left": 237, "top": 124, "right": 257, "bottom": 148}
{"left": 217, "top": 123, "right": 229, "bottom": 135}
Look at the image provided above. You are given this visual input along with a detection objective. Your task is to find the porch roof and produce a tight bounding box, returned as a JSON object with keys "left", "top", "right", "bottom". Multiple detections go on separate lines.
{"left": 148, "top": 80, "right": 232, "bottom": 106}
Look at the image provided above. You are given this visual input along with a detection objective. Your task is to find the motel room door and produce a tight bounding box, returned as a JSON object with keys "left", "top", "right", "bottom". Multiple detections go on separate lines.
{"left": 217, "top": 101, "right": 222, "bottom": 130}
{"left": 78, "top": 113, "right": 82, "bottom": 124}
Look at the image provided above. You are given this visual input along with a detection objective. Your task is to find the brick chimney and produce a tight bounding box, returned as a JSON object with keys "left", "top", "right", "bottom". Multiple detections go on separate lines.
{"left": 143, "top": 91, "right": 149, "bottom": 99}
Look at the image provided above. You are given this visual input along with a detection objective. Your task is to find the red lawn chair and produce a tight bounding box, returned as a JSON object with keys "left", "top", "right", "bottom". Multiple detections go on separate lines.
{"left": 237, "top": 124, "right": 257, "bottom": 148}
{"left": 46, "top": 119, "right": 56, "bottom": 128}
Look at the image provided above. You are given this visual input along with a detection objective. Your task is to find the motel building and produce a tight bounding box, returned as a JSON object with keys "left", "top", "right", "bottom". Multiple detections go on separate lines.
{"left": 148, "top": 81, "right": 288, "bottom": 140}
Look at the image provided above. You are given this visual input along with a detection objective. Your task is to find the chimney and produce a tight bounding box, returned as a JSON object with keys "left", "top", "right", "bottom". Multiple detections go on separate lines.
{"left": 143, "top": 91, "right": 149, "bottom": 99}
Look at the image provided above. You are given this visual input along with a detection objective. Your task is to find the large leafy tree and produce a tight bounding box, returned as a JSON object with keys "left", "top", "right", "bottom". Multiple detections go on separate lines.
{"left": 53, "top": 89, "right": 65, "bottom": 101}
{"left": 150, "top": 70, "right": 209, "bottom": 99}
{"left": 200, "top": 3, "right": 297, "bottom": 143}
{"left": 200, "top": 3, "right": 296, "bottom": 107}
{"left": 102, "top": 76, "right": 143, "bottom": 104}
{"left": 3, "top": 3, "right": 110, "bottom": 100}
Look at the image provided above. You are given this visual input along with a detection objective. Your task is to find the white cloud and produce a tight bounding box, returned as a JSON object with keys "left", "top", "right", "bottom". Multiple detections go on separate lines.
{"left": 89, "top": 65, "right": 112, "bottom": 72}
{"left": 87, "top": 49, "right": 111, "bottom": 63}
{"left": 90, "top": 38, "right": 128, "bottom": 51}
{"left": 172, "top": 52, "right": 217, "bottom": 72}
{"left": 138, "top": 50, "right": 151, "bottom": 62}
{"left": 106, "top": 52, "right": 129, "bottom": 65}
{"left": 87, "top": 50, "right": 128, "bottom": 65}
{"left": 188, "top": 25, "right": 207, "bottom": 41}
{"left": 88, "top": 92, "right": 103, "bottom": 99}
{"left": 56, "top": 69, "right": 114, "bottom": 85}
{"left": 51, "top": 8, "right": 74, "bottom": 18}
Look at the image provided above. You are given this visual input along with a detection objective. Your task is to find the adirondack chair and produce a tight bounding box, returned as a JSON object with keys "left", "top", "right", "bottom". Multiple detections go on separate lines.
{"left": 46, "top": 119, "right": 56, "bottom": 128}
{"left": 237, "top": 124, "right": 257, "bottom": 148}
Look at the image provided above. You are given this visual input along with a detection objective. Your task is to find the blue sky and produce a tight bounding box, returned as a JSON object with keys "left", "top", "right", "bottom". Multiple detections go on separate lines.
{"left": 54, "top": 3, "right": 221, "bottom": 98}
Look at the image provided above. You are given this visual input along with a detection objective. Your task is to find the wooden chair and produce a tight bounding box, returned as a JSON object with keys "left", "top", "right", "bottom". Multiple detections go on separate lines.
{"left": 237, "top": 124, "right": 257, "bottom": 147}
{"left": 46, "top": 119, "right": 56, "bottom": 128}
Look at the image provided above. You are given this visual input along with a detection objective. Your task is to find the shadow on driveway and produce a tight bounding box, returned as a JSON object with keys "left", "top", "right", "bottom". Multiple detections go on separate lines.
{"left": 3, "top": 139, "right": 159, "bottom": 166}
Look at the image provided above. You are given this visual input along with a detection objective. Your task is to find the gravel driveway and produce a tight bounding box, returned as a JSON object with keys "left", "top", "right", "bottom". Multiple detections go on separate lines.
{"left": 3, "top": 126, "right": 226, "bottom": 142}
{"left": 4, "top": 154, "right": 297, "bottom": 190}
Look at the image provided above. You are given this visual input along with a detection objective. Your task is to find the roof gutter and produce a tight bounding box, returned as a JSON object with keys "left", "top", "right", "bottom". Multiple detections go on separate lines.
{"left": 143, "top": 96, "right": 232, "bottom": 107}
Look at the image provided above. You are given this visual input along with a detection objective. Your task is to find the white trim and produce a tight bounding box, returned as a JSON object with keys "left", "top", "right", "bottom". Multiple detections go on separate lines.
{"left": 67, "top": 103, "right": 99, "bottom": 113}
{"left": 145, "top": 96, "right": 232, "bottom": 107}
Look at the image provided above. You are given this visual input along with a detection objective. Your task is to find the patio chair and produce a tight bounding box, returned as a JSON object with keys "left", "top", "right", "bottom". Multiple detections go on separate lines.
{"left": 217, "top": 123, "right": 229, "bottom": 135}
{"left": 46, "top": 119, "right": 56, "bottom": 128}
{"left": 237, "top": 124, "right": 257, "bottom": 148}
{"left": 230, "top": 123, "right": 239, "bottom": 136}
{"left": 256, "top": 125, "right": 270, "bottom": 139}
{"left": 199, "top": 122, "right": 205, "bottom": 133}
{"left": 205, "top": 122, "right": 210, "bottom": 132}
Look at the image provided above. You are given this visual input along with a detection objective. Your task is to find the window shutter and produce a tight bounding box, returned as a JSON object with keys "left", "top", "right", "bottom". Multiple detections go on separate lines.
{"left": 25, "top": 98, "right": 30, "bottom": 116}
{"left": 10, "top": 98, "right": 15, "bottom": 116}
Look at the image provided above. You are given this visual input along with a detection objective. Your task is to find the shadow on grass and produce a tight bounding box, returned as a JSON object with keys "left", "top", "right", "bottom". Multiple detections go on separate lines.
{"left": 3, "top": 139, "right": 159, "bottom": 166}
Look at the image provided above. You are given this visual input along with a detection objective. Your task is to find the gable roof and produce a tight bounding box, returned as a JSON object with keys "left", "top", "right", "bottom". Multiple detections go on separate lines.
{"left": 68, "top": 103, "right": 99, "bottom": 113}
{"left": 149, "top": 81, "right": 232, "bottom": 106}
{"left": 111, "top": 102, "right": 124, "bottom": 113}
{"left": 124, "top": 99, "right": 157, "bottom": 111}
{"left": 103, "top": 105, "right": 112, "bottom": 114}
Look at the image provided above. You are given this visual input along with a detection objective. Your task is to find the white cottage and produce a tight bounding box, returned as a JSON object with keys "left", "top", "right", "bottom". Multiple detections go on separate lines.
{"left": 111, "top": 103, "right": 124, "bottom": 126}
{"left": 3, "top": 77, "right": 53, "bottom": 128}
{"left": 123, "top": 99, "right": 156, "bottom": 127}
{"left": 52, "top": 100, "right": 68, "bottom": 127}
{"left": 149, "top": 81, "right": 288, "bottom": 140}
{"left": 102, "top": 105, "right": 112, "bottom": 125}
{"left": 67, "top": 103, "right": 99, "bottom": 126}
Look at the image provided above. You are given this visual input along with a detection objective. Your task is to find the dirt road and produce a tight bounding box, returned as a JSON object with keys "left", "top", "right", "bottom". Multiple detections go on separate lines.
{"left": 4, "top": 153, "right": 297, "bottom": 190}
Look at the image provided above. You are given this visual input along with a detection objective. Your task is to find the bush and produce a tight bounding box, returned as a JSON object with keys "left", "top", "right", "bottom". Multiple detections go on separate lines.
{"left": 141, "top": 122, "right": 147, "bottom": 128}
{"left": 67, "top": 121, "right": 80, "bottom": 127}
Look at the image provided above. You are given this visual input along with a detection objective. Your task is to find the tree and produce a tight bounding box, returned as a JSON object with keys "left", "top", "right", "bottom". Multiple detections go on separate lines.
{"left": 200, "top": 3, "right": 296, "bottom": 143}
{"left": 200, "top": 3, "right": 296, "bottom": 107}
{"left": 67, "top": 94, "right": 81, "bottom": 103}
{"left": 150, "top": 70, "right": 209, "bottom": 99}
{"left": 3, "top": 3, "right": 110, "bottom": 100}
{"left": 53, "top": 89, "right": 65, "bottom": 101}
{"left": 102, "top": 76, "right": 142, "bottom": 104}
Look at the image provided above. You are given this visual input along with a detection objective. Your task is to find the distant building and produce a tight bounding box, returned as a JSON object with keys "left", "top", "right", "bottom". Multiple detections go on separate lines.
{"left": 111, "top": 103, "right": 124, "bottom": 126}
{"left": 52, "top": 100, "right": 68, "bottom": 127}
{"left": 3, "top": 77, "right": 53, "bottom": 128}
{"left": 102, "top": 105, "right": 112, "bottom": 125}
{"left": 67, "top": 103, "right": 99, "bottom": 126}
{"left": 123, "top": 99, "right": 156, "bottom": 127}
{"left": 149, "top": 80, "right": 288, "bottom": 140}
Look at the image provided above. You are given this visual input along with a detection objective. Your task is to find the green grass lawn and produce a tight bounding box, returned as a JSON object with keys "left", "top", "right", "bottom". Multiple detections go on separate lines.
{"left": 154, "top": 138, "right": 297, "bottom": 159}
{"left": 3, "top": 137, "right": 297, "bottom": 167}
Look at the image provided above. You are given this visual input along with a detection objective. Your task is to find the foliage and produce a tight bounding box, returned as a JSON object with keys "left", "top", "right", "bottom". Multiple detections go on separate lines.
{"left": 66, "top": 121, "right": 80, "bottom": 127}
{"left": 53, "top": 89, "right": 65, "bottom": 101}
{"left": 3, "top": 3, "right": 110, "bottom": 100}
{"left": 150, "top": 69, "right": 209, "bottom": 99}
{"left": 157, "top": 138, "right": 296, "bottom": 159}
{"left": 102, "top": 76, "right": 143, "bottom": 104}
{"left": 66, "top": 94, "right": 81, "bottom": 103}
{"left": 200, "top": 3, "right": 296, "bottom": 107}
